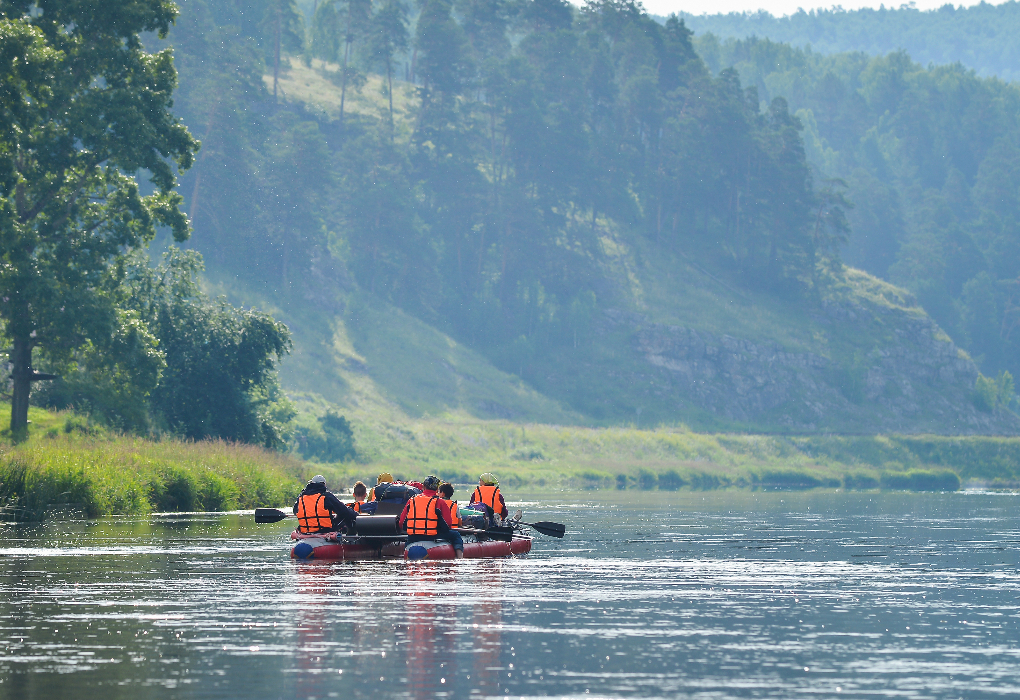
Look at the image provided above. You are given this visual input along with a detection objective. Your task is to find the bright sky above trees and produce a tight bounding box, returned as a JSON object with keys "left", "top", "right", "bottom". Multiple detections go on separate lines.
{"left": 621, "top": 0, "right": 1004, "bottom": 19}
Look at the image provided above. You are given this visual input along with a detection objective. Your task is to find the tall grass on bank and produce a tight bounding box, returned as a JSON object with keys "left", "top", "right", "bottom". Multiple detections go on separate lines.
{"left": 0, "top": 433, "right": 306, "bottom": 520}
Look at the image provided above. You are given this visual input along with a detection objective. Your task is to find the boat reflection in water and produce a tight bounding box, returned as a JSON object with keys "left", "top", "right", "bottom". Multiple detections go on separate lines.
{"left": 404, "top": 563, "right": 456, "bottom": 698}
{"left": 293, "top": 564, "right": 335, "bottom": 698}
{"left": 470, "top": 561, "right": 504, "bottom": 697}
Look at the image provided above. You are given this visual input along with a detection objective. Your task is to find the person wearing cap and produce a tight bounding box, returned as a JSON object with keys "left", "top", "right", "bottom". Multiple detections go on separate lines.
{"left": 470, "top": 472, "right": 509, "bottom": 524}
{"left": 368, "top": 472, "right": 393, "bottom": 501}
{"left": 399, "top": 475, "right": 464, "bottom": 558}
{"left": 293, "top": 475, "right": 357, "bottom": 534}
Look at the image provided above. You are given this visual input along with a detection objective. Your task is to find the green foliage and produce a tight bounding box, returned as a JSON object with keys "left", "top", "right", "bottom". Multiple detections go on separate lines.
{"left": 0, "top": 0, "right": 199, "bottom": 429}
{"left": 162, "top": 0, "right": 838, "bottom": 401}
{"left": 40, "top": 249, "right": 294, "bottom": 447}
{"left": 842, "top": 473, "right": 879, "bottom": 490}
{"left": 296, "top": 410, "right": 357, "bottom": 462}
{"left": 880, "top": 469, "right": 960, "bottom": 492}
{"left": 694, "top": 35, "right": 1020, "bottom": 386}
{"left": 973, "top": 371, "right": 1015, "bottom": 413}
{"left": 680, "top": 3, "right": 1020, "bottom": 81}
{"left": 0, "top": 418, "right": 304, "bottom": 520}
{"left": 756, "top": 470, "right": 838, "bottom": 489}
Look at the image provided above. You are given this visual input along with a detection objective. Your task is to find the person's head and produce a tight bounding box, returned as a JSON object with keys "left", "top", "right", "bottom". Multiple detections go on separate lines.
{"left": 306, "top": 474, "right": 327, "bottom": 491}
{"left": 353, "top": 481, "right": 367, "bottom": 500}
{"left": 377, "top": 472, "right": 393, "bottom": 485}
{"left": 479, "top": 472, "right": 499, "bottom": 487}
{"left": 422, "top": 475, "right": 441, "bottom": 492}
{"left": 439, "top": 483, "right": 454, "bottom": 498}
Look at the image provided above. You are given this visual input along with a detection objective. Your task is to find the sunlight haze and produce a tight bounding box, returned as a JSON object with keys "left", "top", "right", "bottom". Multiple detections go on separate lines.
{"left": 632, "top": 0, "right": 1004, "bottom": 18}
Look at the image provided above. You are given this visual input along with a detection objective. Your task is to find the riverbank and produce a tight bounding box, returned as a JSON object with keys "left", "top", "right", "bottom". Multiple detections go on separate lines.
{"left": 4, "top": 404, "right": 1020, "bottom": 520}
{"left": 0, "top": 407, "right": 306, "bottom": 520}
{"left": 330, "top": 415, "right": 1020, "bottom": 492}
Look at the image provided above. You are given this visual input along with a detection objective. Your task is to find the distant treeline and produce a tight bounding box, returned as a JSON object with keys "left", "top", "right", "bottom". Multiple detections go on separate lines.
{"left": 679, "top": 2, "right": 1020, "bottom": 81}
{"left": 696, "top": 35, "right": 1020, "bottom": 384}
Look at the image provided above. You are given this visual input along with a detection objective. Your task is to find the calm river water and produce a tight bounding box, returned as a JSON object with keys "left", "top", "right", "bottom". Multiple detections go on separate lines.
{"left": 2, "top": 490, "right": 1019, "bottom": 699}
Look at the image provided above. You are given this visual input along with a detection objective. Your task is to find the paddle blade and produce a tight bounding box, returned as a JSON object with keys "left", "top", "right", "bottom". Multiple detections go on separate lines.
{"left": 529, "top": 521, "right": 566, "bottom": 538}
{"left": 254, "top": 508, "right": 292, "bottom": 524}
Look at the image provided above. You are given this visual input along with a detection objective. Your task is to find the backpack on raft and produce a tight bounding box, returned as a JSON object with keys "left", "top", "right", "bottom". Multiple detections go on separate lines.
{"left": 372, "top": 483, "right": 422, "bottom": 515}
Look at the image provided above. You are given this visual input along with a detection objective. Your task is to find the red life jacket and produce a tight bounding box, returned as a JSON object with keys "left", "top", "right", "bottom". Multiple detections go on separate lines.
{"left": 472, "top": 484, "right": 501, "bottom": 513}
{"left": 406, "top": 494, "right": 440, "bottom": 536}
{"left": 296, "top": 493, "right": 332, "bottom": 533}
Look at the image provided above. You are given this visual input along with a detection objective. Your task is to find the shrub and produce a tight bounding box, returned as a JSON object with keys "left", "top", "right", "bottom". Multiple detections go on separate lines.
{"left": 973, "top": 371, "right": 1015, "bottom": 413}
{"left": 658, "top": 469, "right": 686, "bottom": 491}
{"left": 616, "top": 473, "right": 628, "bottom": 489}
{"left": 296, "top": 411, "right": 357, "bottom": 463}
{"left": 578, "top": 469, "right": 612, "bottom": 489}
{"left": 881, "top": 469, "right": 960, "bottom": 492}
{"left": 843, "top": 473, "right": 879, "bottom": 490}
{"left": 757, "top": 470, "right": 837, "bottom": 489}
{"left": 637, "top": 469, "right": 657, "bottom": 489}
{"left": 688, "top": 472, "right": 726, "bottom": 490}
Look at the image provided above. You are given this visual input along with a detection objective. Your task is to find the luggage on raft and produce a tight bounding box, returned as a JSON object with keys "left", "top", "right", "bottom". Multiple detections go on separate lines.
{"left": 370, "top": 483, "right": 422, "bottom": 515}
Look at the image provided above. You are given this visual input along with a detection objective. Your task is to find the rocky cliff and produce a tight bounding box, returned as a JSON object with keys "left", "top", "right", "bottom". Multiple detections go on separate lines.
{"left": 605, "top": 298, "right": 1019, "bottom": 434}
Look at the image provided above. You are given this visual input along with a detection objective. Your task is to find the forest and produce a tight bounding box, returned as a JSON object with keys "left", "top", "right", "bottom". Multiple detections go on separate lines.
{"left": 680, "top": 2, "right": 1020, "bottom": 81}
{"left": 696, "top": 34, "right": 1020, "bottom": 384}
{"left": 2, "top": 0, "right": 1019, "bottom": 448}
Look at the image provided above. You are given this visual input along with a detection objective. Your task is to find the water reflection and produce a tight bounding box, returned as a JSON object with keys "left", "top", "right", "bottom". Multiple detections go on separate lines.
{"left": 470, "top": 561, "right": 503, "bottom": 697}
{"left": 404, "top": 564, "right": 455, "bottom": 698}
{"left": 2, "top": 491, "right": 1020, "bottom": 699}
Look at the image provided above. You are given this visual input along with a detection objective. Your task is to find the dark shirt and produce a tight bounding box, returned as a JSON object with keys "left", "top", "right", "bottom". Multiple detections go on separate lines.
{"left": 293, "top": 485, "right": 357, "bottom": 529}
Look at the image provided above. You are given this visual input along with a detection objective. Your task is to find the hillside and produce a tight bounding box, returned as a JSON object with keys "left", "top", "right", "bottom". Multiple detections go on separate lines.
{"left": 223, "top": 57, "right": 1018, "bottom": 435}
{"left": 149, "top": 0, "right": 1020, "bottom": 440}
{"left": 679, "top": 2, "right": 1020, "bottom": 81}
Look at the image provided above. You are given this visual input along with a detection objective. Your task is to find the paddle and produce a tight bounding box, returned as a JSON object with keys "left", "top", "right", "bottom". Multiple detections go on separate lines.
{"left": 518, "top": 520, "right": 566, "bottom": 538}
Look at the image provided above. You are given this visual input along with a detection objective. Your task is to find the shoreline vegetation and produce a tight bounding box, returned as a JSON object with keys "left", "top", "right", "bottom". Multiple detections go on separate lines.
{"left": 3, "top": 405, "right": 1020, "bottom": 521}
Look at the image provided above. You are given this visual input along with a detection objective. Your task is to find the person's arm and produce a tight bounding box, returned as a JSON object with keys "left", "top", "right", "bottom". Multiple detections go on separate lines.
{"left": 434, "top": 502, "right": 453, "bottom": 534}
{"left": 469, "top": 488, "right": 478, "bottom": 504}
{"left": 293, "top": 498, "right": 300, "bottom": 516}
{"left": 324, "top": 492, "right": 357, "bottom": 526}
{"left": 497, "top": 492, "right": 508, "bottom": 518}
{"left": 397, "top": 501, "right": 411, "bottom": 529}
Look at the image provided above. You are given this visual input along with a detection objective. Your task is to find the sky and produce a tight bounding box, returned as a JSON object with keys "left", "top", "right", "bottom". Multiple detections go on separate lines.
{"left": 640, "top": 0, "right": 1004, "bottom": 18}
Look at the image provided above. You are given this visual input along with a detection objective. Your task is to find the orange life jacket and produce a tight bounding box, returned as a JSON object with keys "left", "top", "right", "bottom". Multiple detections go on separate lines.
{"left": 472, "top": 484, "right": 501, "bottom": 513}
{"left": 441, "top": 498, "right": 460, "bottom": 527}
{"left": 405, "top": 494, "right": 440, "bottom": 536}
{"left": 351, "top": 501, "right": 364, "bottom": 513}
{"left": 296, "top": 493, "right": 333, "bottom": 533}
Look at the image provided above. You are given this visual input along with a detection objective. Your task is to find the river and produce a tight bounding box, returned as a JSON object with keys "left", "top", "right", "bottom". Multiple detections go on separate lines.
{"left": 2, "top": 490, "right": 1019, "bottom": 699}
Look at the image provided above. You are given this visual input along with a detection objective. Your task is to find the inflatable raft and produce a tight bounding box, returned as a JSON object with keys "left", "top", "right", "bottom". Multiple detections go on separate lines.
{"left": 288, "top": 515, "right": 533, "bottom": 561}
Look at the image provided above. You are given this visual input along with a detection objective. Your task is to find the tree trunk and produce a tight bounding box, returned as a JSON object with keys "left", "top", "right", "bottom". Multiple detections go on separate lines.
{"left": 10, "top": 337, "right": 33, "bottom": 434}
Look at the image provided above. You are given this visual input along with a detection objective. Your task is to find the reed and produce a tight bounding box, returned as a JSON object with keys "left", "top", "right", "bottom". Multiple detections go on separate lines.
{"left": 0, "top": 425, "right": 306, "bottom": 520}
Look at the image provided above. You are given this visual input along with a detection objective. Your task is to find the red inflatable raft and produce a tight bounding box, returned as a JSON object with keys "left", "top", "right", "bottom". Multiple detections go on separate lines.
{"left": 289, "top": 531, "right": 532, "bottom": 560}
{"left": 288, "top": 514, "right": 532, "bottom": 561}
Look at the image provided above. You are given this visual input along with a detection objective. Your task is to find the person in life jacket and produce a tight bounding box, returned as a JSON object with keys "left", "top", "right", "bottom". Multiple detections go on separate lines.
{"left": 398, "top": 475, "right": 464, "bottom": 558}
{"left": 438, "top": 482, "right": 460, "bottom": 527}
{"left": 350, "top": 481, "right": 368, "bottom": 513}
{"left": 292, "top": 475, "right": 357, "bottom": 534}
{"left": 470, "top": 472, "right": 508, "bottom": 524}
{"left": 368, "top": 472, "right": 393, "bottom": 501}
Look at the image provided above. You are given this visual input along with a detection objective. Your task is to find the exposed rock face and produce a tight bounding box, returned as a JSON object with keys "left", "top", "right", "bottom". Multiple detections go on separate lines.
{"left": 604, "top": 305, "right": 1020, "bottom": 435}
